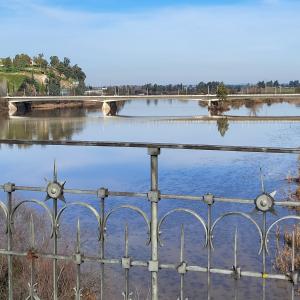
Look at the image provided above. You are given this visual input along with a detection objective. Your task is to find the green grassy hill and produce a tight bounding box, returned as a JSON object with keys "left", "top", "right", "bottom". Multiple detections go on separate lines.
{"left": 0, "top": 54, "right": 86, "bottom": 96}
{"left": 0, "top": 73, "right": 28, "bottom": 93}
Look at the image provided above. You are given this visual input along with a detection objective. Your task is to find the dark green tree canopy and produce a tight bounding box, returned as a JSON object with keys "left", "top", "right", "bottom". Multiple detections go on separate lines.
{"left": 3, "top": 57, "right": 13, "bottom": 69}
{"left": 13, "top": 54, "right": 31, "bottom": 69}
{"left": 50, "top": 56, "right": 60, "bottom": 68}
{"left": 33, "top": 53, "right": 48, "bottom": 69}
{"left": 216, "top": 82, "right": 228, "bottom": 101}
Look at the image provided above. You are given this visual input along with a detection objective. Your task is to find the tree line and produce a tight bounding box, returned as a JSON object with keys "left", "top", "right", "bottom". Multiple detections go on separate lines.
{"left": 257, "top": 80, "right": 300, "bottom": 88}
{"left": 90, "top": 79, "right": 300, "bottom": 96}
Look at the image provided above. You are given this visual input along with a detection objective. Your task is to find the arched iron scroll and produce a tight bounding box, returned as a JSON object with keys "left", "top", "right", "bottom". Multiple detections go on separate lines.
{"left": 211, "top": 212, "right": 264, "bottom": 254}
{"left": 158, "top": 208, "right": 208, "bottom": 247}
{"left": 103, "top": 205, "right": 150, "bottom": 244}
{"left": 56, "top": 202, "right": 101, "bottom": 240}
{"left": 265, "top": 215, "right": 300, "bottom": 254}
{"left": 11, "top": 200, "right": 54, "bottom": 236}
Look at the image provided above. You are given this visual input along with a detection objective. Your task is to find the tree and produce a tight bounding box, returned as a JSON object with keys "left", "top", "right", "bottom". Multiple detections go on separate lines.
{"left": 217, "top": 118, "right": 229, "bottom": 137}
{"left": 56, "top": 62, "right": 65, "bottom": 76}
{"left": 216, "top": 82, "right": 228, "bottom": 101}
{"left": 33, "top": 53, "right": 48, "bottom": 70}
{"left": 3, "top": 57, "right": 13, "bottom": 69}
{"left": 75, "top": 81, "right": 86, "bottom": 95}
{"left": 266, "top": 80, "right": 274, "bottom": 87}
{"left": 47, "top": 74, "right": 61, "bottom": 96}
{"left": 50, "top": 56, "right": 60, "bottom": 68}
{"left": 71, "top": 65, "right": 86, "bottom": 81}
{"left": 13, "top": 54, "right": 31, "bottom": 69}
{"left": 257, "top": 81, "right": 266, "bottom": 88}
{"left": 63, "top": 57, "right": 71, "bottom": 67}
{"left": 289, "top": 80, "right": 300, "bottom": 87}
{"left": 196, "top": 82, "right": 208, "bottom": 94}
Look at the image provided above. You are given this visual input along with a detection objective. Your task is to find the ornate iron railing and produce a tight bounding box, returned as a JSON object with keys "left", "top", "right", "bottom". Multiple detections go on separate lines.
{"left": 0, "top": 139, "right": 300, "bottom": 299}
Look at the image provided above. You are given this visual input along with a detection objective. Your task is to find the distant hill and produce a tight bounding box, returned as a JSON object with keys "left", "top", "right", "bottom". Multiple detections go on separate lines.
{"left": 0, "top": 54, "right": 86, "bottom": 96}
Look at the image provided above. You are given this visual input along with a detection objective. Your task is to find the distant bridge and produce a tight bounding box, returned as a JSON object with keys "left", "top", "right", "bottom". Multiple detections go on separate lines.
{"left": 4, "top": 93, "right": 300, "bottom": 103}
{"left": 3, "top": 93, "right": 300, "bottom": 116}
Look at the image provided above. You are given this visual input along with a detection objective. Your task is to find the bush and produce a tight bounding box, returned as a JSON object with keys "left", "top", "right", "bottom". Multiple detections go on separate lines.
{"left": 0, "top": 202, "right": 97, "bottom": 299}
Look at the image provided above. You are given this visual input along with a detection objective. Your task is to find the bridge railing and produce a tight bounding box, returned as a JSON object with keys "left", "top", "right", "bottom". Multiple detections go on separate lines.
{"left": 0, "top": 139, "right": 300, "bottom": 299}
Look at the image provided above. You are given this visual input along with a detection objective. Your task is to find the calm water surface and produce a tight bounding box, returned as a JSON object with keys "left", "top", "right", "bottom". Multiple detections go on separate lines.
{"left": 0, "top": 99, "right": 300, "bottom": 299}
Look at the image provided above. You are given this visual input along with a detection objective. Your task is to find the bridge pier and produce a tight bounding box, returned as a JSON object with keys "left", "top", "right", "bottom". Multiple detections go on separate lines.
{"left": 8, "top": 102, "right": 17, "bottom": 116}
{"left": 102, "top": 101, "right": 118, "bottom": 116}
{"left": 8, "top": 102, "right": 31, "bottom": 116}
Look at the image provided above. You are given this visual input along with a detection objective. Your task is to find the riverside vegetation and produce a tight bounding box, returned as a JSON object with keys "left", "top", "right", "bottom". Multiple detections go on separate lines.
{"left": 275, "top": 158, "right": 300, "bottom": 284}
{"left": 0, "top": 200, "right": 98, "bottom": 299}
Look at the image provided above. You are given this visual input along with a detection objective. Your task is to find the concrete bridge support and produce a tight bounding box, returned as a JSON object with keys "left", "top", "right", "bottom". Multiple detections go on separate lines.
{"left": 102, "top": 101, "right": 118, "bottom": 116}
{"left": 8, "top": 102, "right": 17, "bottom": 116}
{"left": 8, "top": 102, "right": 32, "bottom": 116}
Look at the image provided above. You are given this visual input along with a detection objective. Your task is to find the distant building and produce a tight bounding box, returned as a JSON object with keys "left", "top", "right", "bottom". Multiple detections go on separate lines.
{"left": 60, "top": 88, "right": 72, "bottom": 96}
{"left": 84, "top": 87, "right": 107, "bottom": 96}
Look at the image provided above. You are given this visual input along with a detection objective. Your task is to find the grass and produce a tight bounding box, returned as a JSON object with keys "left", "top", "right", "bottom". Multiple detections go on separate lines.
{"left": 0, "top": 198, "right": 151, "bottom": 299}
{"left": 0, "top": 73, "right": 28, "bottom": 93}
{"left": 275, "top": 225, "right": 300, "bottom": 274}
{"left": 0, "top": 201, "right": 98, "bottom": 299}
{"left": 276, "top": 166, "right": 300, "bottom": 280}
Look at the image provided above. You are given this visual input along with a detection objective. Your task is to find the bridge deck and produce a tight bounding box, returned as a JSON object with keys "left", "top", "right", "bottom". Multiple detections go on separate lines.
{"left": 4, "top": 94, "right": 300, "bottom": 103}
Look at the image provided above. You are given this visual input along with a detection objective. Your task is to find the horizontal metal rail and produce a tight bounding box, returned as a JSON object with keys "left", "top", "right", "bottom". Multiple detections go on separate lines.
{"left": 0, "top": 249, "right": 293, "bottom": 281}
{"left": 0, "top": 139, "right": 300, "bottom": 154}
{"left": 1, "top": 185, "right": 300, "bottom": 207}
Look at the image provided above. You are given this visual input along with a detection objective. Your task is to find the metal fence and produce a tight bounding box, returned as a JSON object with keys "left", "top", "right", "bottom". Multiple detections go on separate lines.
{"left": 0, "top": 139, "right": 300, "bottom": 299}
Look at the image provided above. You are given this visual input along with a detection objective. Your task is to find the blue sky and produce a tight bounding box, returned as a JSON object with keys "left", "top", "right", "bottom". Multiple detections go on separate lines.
{"left": 3, "top": 0, "right": 252, "bottom": 12}
{"left": 0, "top": 0, "right": 299, "bottom": 85}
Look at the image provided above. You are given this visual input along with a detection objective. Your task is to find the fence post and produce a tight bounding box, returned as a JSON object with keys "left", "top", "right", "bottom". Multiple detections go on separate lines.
{"left": 148, "top": 147, "right": 160, "bottom": 300}
{"left": 204, "top": 194, "right": 214, "bottom": 300}
{"left": 97, "top": 187, "right": 108, "bottom": 300}
{"left": 262, "top": 212, "right": 267, "bottom": 300}
{"left": 53, "top": 198, "right": 58, "bottom": 300}
{"left": 5, "top": 182, "right": 15, "bottom": 300}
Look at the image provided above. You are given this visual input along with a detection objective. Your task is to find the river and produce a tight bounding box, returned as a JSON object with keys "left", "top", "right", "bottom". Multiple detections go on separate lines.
{"left": 0, "top": 99, "right": 300, "bottom": 299}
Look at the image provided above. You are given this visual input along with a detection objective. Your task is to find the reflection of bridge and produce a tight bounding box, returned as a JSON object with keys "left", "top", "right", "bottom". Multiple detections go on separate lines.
{"left": 114, "top": 114, "right": 300, "bottom": 120}
{"left": 9, "top": 114, "right": 300, "bottom": 122}
{"left": 4, "top": 93, "right": 300, "bottom": 116}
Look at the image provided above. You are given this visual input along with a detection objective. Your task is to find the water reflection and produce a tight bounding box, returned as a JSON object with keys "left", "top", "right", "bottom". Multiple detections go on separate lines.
{"left": 0, "top": 99, "right": 300, "bottom": 146}
{"left": 1, "top": 100, "right": 300, "bottom": 299}
{"left": 217, "top": 117, "right": 230, "bottom": 137}
{"left": 0, "top": 109, "right": 88, "bottom": 143}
